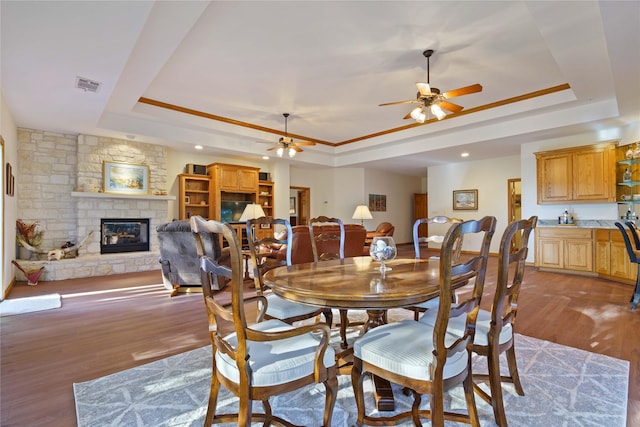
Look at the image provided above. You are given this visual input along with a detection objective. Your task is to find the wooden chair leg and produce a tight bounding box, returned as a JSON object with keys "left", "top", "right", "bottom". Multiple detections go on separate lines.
{"left": 631, "top": 266, "right": 640, "bottom": 310}
{"left": 205, "top": 361, "right": 220, "bottom": 426}
{"left": 506, "top": 345, "right": 524, "bottom": 396}
{"left": 339, "top": 309, "right": 349, "bottom": 349}
{"left": 323, "top": 369, "right": 339, "bottom": 426}
{"left": 487, "top": 345, "right": 508, "bottom": 427}
{"left": 351, "top": 359, "right": 367, "bottom": 425}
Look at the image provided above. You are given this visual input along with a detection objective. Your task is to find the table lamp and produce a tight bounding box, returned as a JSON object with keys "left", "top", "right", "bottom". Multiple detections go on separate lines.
{"left": 239, "top": 203, "right": 266, "bottom": 222}
{"left": 352, "top": 205, "right": 372, "bottom": 226}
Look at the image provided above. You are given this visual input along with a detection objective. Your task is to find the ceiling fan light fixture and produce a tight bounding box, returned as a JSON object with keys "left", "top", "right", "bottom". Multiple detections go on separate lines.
{"left": 276, "top": 147, "right": 284, "bottom": 157}
{"left": 431, "top": 104, "right": 446, "bottom": 120}
{"left": 410, "top": 106, "right": 426, "bottom": 122}
{"left": 288, "top": 147, "right": 296, "bottom": 157}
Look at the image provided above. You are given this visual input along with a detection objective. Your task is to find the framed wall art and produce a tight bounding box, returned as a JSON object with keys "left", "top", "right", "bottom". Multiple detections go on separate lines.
{"left": 103, "top": 161, "right": 150, "bottom": 195}
{"left": 453, "top": 189, "right": 478, "bottom": 210}
{"left": 368, "top": 194, "right": 386, "bottom": 212}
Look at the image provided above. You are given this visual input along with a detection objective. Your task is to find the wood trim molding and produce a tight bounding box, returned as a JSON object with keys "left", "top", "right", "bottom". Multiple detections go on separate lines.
{"left": 138, "top": 83, "right": 571, "bottom": 148}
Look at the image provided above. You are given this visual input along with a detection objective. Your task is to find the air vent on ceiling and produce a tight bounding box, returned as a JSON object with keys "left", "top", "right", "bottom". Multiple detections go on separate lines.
{"left": 75, "top": 76, "right": 101, "bottom": 93}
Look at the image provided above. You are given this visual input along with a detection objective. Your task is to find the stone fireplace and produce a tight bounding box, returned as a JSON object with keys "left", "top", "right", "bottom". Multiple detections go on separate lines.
{"left": 15, "top": 129, "right": 176, "bottom": 281}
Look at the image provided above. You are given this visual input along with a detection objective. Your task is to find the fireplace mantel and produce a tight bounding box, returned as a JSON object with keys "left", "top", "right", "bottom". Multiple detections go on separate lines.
{"left": 71, "top": 191, "right": 175, "bottom": 201}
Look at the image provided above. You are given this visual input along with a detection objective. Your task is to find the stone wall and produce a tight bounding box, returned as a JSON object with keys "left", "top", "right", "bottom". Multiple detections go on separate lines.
{"left": 15, "top": 129, "right": 173, "bottom": 281}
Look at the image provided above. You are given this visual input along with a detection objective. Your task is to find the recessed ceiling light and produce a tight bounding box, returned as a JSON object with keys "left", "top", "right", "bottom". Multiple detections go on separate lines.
{"left": 461, "top": 152, "right": 469, "bottom": 157}
{"left": 262, "top": 156, "right": 269, "bottom": 160}
{"left": 194, "top": 145, "right": 203, "bottom": 150}
{"left": 125, "top": 134, "right": 136, "bottom": 140}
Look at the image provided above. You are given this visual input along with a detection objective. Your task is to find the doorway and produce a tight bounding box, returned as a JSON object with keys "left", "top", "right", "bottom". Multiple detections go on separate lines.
{"left": 507, "top": 178, "right": 522, "bottom": 252}
{"left": 289, "top": 186, "right": 310, "bottom": 226}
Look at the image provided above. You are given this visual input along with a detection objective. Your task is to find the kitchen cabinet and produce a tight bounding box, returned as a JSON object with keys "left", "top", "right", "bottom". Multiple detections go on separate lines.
{"left": 595, "top": 228, "right": 637, "bottom": 283}
{"left": 535, "top": 142, "right": 616, "bottom": 204}
{"left": 615, "top": 143, "right": 640, "bottom": 215}
{"left": 178, "top": 174, "right": 211, "bottom": 220}
{"left": 535, "top": 228, "right": 593, "bottom": 272}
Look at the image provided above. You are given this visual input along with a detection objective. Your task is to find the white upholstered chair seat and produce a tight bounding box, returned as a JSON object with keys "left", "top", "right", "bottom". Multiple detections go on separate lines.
{"left": 262, "top": 293, "right": 322, "bottom": 320}
{"left": 420, "top": 308, "right": 513, "bottom": 347}
{"left": 353, "top": 320, "right": 469, "bottom": 381}
{"left": 217, "top": 319, "right": 336, "bottom": 386}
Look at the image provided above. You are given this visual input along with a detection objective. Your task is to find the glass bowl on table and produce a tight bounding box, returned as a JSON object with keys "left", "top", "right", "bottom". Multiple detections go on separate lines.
{"left": 369, "top": 236, "right": 397, "bottom": 272}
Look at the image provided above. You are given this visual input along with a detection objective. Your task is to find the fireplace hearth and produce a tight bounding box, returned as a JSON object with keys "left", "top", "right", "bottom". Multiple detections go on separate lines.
{"left": 101, "top": 218, "right": 150, "bottom": 254}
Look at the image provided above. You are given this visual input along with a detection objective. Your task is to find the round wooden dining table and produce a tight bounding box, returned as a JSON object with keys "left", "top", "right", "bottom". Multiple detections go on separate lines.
{"left": 263, "top": 255, "right": 447, "bottom": 411}
{"left": 263, "top": 256, "right": 443, "bottom": 331}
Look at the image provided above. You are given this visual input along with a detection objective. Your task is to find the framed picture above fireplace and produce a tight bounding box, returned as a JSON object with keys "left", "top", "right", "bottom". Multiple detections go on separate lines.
{"left": 103, "top": 161, "right": 150, "bottom": 195}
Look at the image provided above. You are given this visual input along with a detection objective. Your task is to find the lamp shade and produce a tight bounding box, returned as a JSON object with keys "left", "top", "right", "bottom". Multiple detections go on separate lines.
{"left": 352, "top": 205, "right": 373, "bottom": 221}
{"left": 239, "top": 203, "right": 266, "bottom": 222}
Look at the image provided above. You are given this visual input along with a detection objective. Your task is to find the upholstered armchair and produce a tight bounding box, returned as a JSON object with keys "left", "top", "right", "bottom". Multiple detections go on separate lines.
{"left": 157, "top": 220, "right": 229, "bottom": 296}
{"left": 365, "top": 222, "right": 394, "bottom": 245}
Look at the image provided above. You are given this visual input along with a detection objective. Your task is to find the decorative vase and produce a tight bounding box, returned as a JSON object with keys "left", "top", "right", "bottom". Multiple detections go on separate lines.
{"left": 18, "top": 247, "right": 32, "bottom": 260}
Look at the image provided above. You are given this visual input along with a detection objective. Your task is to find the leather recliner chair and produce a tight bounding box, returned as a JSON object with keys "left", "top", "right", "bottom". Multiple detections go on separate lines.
{"left": 365, "top": 222, "right": 395, "bottom": 245}
{"left": 157, "top": 220, "right": 229, "bottom": 296}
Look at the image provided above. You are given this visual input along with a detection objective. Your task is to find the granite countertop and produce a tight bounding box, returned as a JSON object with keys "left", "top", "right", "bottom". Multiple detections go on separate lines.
{"left": 537, "top": 219, "right": 621, "bottom": 229}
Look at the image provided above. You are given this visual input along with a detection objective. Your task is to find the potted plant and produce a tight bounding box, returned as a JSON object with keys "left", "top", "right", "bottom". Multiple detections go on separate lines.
{"left": 16, "top": 219, "right": 44, "bottom": 259}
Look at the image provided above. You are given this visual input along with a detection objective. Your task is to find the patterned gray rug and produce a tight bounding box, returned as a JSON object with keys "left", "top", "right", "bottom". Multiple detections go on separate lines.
{"left": 74, "top": 314, "right": 629, "bottom": 426}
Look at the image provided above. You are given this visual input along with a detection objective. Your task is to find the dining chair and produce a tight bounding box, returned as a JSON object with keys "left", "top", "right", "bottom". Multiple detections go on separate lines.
{"left": 421, "top": 216, "right": 537, "bottom": 426}
{"left": 351, "top": 216, "right": 496, "bottom": 426}
{"left": 246, "top": 216, "right": 333, "bottom": 325}
{"left": 308, "top": 216, "right": 357, "bottom": 349}
{"left": 625, "top": 220, "right": 640, "bottom": 250}
{"left": 190, "top": 215, "right": 338, "bottom": 426}
{"left": 615, "top": 221, "right": 640, "bottom": 310}
{"left": 413, "top": 215, "right": 464, "bottom": 261}
{"left": 404, "top": 216, "right": 464, "bottom": 320}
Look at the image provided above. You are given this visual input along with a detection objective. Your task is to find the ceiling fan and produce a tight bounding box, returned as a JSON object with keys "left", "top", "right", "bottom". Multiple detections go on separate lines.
{"left": 265, "top": 113, "right": 315, "bottom": 158}
{"left": 379, "top": 49, "right": 482, "bottom": 123}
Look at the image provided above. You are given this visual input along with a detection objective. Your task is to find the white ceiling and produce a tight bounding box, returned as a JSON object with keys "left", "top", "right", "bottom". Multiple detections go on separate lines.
{"left": 2, "top": 1, "right": 639, "bottom": 176}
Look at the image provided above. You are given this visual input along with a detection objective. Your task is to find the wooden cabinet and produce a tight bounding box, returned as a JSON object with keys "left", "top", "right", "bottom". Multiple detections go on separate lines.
{"left": 595, "top": 228, "right": 637, "bottom": 283}
{"left": 207, "top": 163, "right": 260, "bottom": 222}
{"left": 258, "top": 181, "right": 274, "bottom": 218}
{"left": 212, "top": 163, "right": 259, "bottom": 192}
{"left": 178, "top": 174, "right": 211, "bottom": 220}
{"left": 535, "top": 143, "right": 616, "bottom": 204}
{"left": 256, "top": 181, "right": 274, "bottom": 240}
{"left": 535, "top": 227, "right": 593, "bottom": 272}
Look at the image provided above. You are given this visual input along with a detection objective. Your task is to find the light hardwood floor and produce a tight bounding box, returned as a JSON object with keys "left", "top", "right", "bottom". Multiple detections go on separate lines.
{"left": 1, "top": 246, "right": 638, "bottom": 426}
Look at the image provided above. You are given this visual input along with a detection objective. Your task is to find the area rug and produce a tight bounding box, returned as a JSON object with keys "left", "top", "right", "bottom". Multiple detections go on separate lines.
{"left": 74, "top": 321, "right": 629, "bottom": 426}
{"left": 0, "top": 293, "right": 61, "bottom": 317}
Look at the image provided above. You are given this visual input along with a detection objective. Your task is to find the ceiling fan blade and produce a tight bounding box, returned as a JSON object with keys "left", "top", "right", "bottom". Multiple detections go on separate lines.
{"left": 416, "top": 82, "right": 432, "bottom": 96}
{"left": 294, "top": 141, "right": 316, "bottom": 146}
{"left": 437, "top": 100, "right": 464, "bottom": 113}
{"left": 403, "top": 110, "right": 415, "bottom": 120}
{"left": 292, "top": 145, "right": 303, "bottom": 152}
{"left": 266, "top": 145, "right": 281, "bottom": 151}
{"left": 442, "top": 83, "right": 482, "bottom": 99}
{"left": 379, "top": 99, "right": 419, "bottom": 106}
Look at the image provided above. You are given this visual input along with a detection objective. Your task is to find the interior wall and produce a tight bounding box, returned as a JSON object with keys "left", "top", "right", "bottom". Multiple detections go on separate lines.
{"left": 364, "top": 168, "right": 422, "bottom": 243}
{"left": 428, "top": 154, "right": 521, "bottom": 254}
{"left": 290, "top": 166, "right": 422, "bottom": 243}
{"left": 1, "top": 92, "right": 18, "bottom": 298}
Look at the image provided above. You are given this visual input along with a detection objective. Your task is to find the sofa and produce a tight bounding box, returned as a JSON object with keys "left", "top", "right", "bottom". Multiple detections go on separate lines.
{"left": 274, "top": 223, "right": 366, "bottom": 264}
{"left": 157, "top": 220, "right": 229, "bottom": 296}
